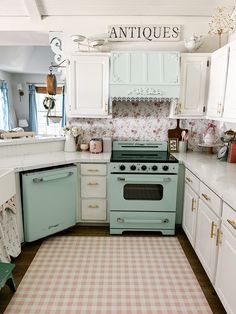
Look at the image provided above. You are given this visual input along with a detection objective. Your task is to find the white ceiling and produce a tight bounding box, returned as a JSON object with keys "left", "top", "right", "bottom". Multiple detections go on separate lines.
{"left": 0, "top": 0, "right": 235, "bottom": 18}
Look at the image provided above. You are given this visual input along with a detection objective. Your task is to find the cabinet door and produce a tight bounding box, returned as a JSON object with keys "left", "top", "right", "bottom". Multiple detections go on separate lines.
{"left": 182, "top": 183, "right": 198, "bottom": 248}
{"left": 223, "top": 41, "right": 236, "bottom": 121}
{"left": 69, "top": 54, "right": 109, "bottom": 117}
{"left": 215, "top": 224, "right": 236, "bottom": 314}
{"left": 207, "top": 46, "right": 229, "bottom": 118}
{"left": 195, "top": 199, "right": 220, "bottom": 283}
{"left": 178, "top": 54, "right": 209, "bottom": 116}
{"left": 110, "top": 52, "right": 179, "bottom": 85}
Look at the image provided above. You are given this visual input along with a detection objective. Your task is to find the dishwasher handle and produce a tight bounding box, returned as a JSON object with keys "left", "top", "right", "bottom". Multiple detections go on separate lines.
{"left": 33, "top": 171, "right": 73, "bottom": 183}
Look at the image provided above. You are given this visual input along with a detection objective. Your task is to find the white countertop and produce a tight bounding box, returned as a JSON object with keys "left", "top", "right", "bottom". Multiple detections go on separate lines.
{"left": 0, "top": 151, "right": 111, "bottom": 172}
{"left": 0, "top": 135, "right": 65, "bottom": 146}
{"left": 1, "top": 147, "right": 236, "bottom": 209}
{"left": 173, "top": 151, "right": 236, "bottom": 210}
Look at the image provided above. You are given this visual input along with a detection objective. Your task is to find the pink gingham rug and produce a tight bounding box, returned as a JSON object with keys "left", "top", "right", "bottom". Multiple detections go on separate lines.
{"left": 4, "top": 236, "right": 212, "bottom": 314}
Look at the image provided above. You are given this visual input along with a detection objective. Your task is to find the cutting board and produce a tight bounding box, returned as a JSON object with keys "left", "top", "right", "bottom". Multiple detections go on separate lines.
{"left": 168, "top": 119, "right": 185, "bottom": 140}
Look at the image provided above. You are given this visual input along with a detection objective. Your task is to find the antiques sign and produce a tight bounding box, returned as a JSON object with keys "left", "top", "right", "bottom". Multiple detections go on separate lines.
{"left": 108, "top": 25, "right": 182, "bottom": 42}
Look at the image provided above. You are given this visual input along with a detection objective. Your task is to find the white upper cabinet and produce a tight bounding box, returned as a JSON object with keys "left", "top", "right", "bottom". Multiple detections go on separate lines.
{"left": 223, "top": 41, "right": 236, "bottom": 121}
{"left": 171, "top": 53, "right": 210, "bottom": 118}
{"left": 67, "top": 53, "right": 110, "bottom": 118}
{"left": 206, "top": 45, "right": 229, "bottom": 119}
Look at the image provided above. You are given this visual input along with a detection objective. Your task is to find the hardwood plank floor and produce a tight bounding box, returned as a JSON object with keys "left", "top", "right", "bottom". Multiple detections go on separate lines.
{"left": 0, "top": 226, "right": 226, "bottom": 314}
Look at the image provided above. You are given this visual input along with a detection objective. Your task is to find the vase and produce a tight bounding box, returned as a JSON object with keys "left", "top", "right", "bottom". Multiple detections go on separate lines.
{"left": 64, "top": 134, "right": 76, "bottom": 152}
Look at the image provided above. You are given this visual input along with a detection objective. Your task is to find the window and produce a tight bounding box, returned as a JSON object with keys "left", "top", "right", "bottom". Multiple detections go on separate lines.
{"left": 35, "top": 87, "right": 63, "bottom": 135}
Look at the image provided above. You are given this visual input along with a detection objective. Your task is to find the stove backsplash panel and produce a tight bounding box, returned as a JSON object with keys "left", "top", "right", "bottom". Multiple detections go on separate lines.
{"left": 68, "top": 101, "right": 221, "bottom": 151}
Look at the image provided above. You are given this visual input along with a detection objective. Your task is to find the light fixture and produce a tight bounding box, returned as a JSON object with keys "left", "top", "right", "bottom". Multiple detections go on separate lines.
{"left": 17, "top": 83, "right": 24, "bottom": 102}
{"left": 209, "top": 6, "right": 235, "bottom": 48}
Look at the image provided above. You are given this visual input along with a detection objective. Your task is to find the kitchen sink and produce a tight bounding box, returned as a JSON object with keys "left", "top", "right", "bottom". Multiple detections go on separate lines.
{"left": 0, "top": 168, "right": 16, "bottom": 206}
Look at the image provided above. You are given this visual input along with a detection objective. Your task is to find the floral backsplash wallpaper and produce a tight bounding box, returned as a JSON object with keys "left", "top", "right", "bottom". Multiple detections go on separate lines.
{"left": 68, "top": 101, "right": 223, "bottom": 151}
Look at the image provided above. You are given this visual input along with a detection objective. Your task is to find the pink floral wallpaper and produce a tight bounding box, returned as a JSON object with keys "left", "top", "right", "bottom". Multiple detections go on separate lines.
{"left": 69, "top": 101, "right": 221, "bottom": 151}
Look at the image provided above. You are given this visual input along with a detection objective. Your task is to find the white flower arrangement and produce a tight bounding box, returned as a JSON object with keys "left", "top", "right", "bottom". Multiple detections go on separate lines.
{"left": 60, "top": 126, "right": 81, "bottom": 143}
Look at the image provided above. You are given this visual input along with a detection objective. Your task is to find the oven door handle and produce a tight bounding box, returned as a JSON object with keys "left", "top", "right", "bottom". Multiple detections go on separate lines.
{"left": 117, "top": 177, "right": 171, "bottom": 183}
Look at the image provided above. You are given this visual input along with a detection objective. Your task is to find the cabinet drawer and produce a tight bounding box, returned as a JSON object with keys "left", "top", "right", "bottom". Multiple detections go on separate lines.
{"left": 222, "top": 202, "right": 236, "bottom": 236}
{"left": 185, "top": 169, "right": 200, "bottom": 194}
{"left": 110, "top": 211, "right": 175, "bottom": 230}
{"left": 81, "top": 199, "right": 106, "bottom": 221}
{"left": 81, "top": 164, "right": 106, "bottom": 176}
{"left": 81, "top": 176, "right": 106, "bottom": 198}
{"left": 200, "top": 182, "right": 222, "bottom": 216}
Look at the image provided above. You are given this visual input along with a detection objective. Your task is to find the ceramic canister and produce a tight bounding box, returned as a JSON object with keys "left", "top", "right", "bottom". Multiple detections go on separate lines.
{"left": 89, "top": 138, "right": 103, "bottom": 153}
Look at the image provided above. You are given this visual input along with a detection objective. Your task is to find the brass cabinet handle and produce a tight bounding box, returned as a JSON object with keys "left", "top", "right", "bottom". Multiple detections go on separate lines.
{"left": 88, "top": 182, "right": 99, "bottom": 186}
{"left": 202, "top": 193, "right": 211, "bottom": 201}
{"left": 186, "top": 177, "right": 192, "bottom": 183}
{"left": 88, "top": 204, "right": 99, "bottom": 209}
{"left": 87, "top": 169, "right": 99, "bottom": 172}
{"left": 210, "top": 221, "right": 216, "bottom": 238}
{"left": 191, "top": 198, "right": 196, "bottom": 211}
{"left": 227, "top": 219, "right": 236, "bottom": 230}
{"left": 216, "top": 228, "right": 222, "bottom": 246}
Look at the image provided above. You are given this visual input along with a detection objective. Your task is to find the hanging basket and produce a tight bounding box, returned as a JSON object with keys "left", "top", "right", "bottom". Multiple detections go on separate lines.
{"left": 48, "top": 115, "right": 62, "bottom": 124}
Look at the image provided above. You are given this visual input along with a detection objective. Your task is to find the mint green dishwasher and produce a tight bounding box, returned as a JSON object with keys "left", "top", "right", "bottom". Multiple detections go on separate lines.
{"left": 22, "top": 165, "right": 77, "bottom": 242}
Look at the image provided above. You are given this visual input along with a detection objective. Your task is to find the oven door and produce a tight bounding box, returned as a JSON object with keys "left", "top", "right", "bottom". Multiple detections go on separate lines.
{"left": 108, "top": 173, "right": 178, "bottom": 212}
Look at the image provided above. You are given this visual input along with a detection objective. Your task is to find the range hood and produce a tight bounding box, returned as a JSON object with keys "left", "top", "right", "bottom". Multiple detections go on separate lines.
{"left": 110, "top": 51, "right": 180, "bottom": 102}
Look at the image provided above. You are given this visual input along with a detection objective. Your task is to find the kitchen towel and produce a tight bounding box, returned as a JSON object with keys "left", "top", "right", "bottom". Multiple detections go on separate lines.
{"left": 0, "top": 196, "right": 21, "bottom": 263}
{"left": 4, "top": 236, "right": 212, "bottom": 313}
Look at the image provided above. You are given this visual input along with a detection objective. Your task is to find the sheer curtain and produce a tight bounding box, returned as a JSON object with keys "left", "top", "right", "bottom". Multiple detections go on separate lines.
{"left": 61, "top": 85, "right": 66, "bottom": 127}
{"left": 28, "top": 84, "right": 38, "bottom": 133}
{"left": 0, "top": 81, "right": 10, "bottom": 130}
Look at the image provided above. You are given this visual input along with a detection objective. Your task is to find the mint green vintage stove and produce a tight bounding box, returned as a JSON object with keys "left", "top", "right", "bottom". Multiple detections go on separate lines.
{"left": 109, "top": 141, "right": 179, "bottom": 235}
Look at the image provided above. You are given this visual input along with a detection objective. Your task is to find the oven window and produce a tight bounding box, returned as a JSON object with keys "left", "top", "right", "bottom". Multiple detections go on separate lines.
{"left": 123, "top": 184, "right": 163, "bottom": 200}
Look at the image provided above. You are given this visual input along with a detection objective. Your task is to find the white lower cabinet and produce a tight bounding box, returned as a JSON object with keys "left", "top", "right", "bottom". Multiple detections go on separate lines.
{"left": 182, "top": 180, "right": 199, "bottom": 248}
{"left": 215, "top": 203, "right": 236, "bottom": 314}
{"left": 195, "top": 199, "right": 220, "bottom": 283}
{"left": 79, "top": 163, "right": 107, "bottom": 223}
{"left": 81, "top": 199, "right": 106, "bottom": 221}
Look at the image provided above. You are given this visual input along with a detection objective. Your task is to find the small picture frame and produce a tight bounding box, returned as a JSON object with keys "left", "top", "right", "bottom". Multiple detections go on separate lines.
{"left": 168, "top": 138, "right": 179, "bottom": 152}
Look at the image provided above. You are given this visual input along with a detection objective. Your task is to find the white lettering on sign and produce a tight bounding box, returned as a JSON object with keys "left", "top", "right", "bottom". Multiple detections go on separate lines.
{"left": 108, "top": 25, "right": 182, "bottom": 42}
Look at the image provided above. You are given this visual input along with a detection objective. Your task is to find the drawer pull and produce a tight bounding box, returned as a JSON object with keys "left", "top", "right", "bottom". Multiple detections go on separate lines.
{"left": 191, "top": 198, "right": 196, "bottom": 211}
{"left": 210, "top": 221, "right": 216, "bottom": 238}
{"left": 117, "top": 218, "right": 169, "bottom": 224}
{"left": 88, "top": 204, "right": 99, "bottom": 209}
{"left": 216, "top": 228, "right": 222, "bottom": 246}
{"left": 202, "top": 193, "right": 211, "bottom": 201}
{"left": 87, "top": 169, "right": 99, "bottom": 172}
{"left": 88, "top": 182, "right": 99, "bottom": 186}
{"left": 186, "top": 177, "right": 192, "bottom": 183}
{"left": 227, "top": 219, "right": 236, "bottom": 230}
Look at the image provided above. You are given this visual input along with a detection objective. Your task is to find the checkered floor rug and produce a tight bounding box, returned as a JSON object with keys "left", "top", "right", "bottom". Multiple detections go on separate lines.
{"left": 5, "top": 236, "right": 212, "bottom": 314}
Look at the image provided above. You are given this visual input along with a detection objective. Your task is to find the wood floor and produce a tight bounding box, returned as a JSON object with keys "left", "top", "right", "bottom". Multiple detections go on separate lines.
{"left": 0, "top": 226, "right": 226, "bottom": 314}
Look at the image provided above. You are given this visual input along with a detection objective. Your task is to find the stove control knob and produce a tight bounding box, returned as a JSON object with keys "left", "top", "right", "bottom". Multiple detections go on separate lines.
{"left": 152, "top": 165, "right": 158, "bottom": 171}
{"left": 130, "top": 165, "right": 136, "bottom": 171}
{"left": 162, "top": 165, "right": 169, "bottom": 171}
{"left": 141, "top": 165, "right": 147, "bottom": 171}
{"left": 120, "top": 165, "right": 126, "bottom": 171}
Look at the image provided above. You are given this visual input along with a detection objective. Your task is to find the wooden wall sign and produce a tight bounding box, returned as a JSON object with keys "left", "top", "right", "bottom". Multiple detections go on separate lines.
{"left": 108, "top": 25, "right": 182, "bottom": 42}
